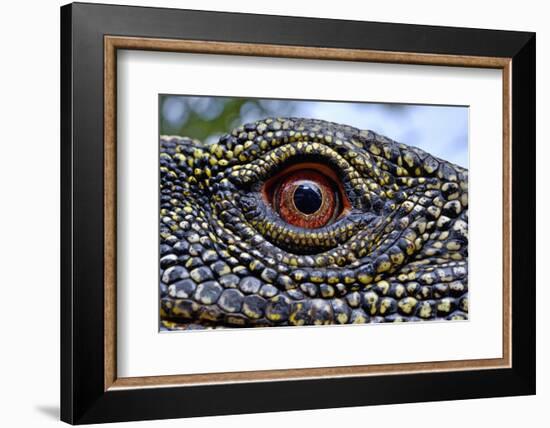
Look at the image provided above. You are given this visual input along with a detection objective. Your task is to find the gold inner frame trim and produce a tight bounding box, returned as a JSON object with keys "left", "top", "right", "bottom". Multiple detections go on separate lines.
{"left": 104, "top": 35, "right": 512, "bottom": 391}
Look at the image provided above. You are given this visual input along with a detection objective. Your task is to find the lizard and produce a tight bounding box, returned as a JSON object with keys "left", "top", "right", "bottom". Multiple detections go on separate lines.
{"left": 159, "top": 117, "right": 468, "bottom": 329}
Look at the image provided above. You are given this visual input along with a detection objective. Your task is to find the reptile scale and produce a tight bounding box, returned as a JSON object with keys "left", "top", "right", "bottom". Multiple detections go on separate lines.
{"left": 159, "top": 117, "right": 468, "bottom": 330}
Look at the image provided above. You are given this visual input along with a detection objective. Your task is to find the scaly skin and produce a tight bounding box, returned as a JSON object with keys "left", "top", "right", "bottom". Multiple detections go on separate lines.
{"left": 159, "top": 118, "right": 468, "bottom": 329}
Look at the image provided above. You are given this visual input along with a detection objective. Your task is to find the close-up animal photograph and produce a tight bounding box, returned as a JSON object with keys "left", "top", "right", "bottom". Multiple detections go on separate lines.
{"left": 158, "top": 97, "right": 469, "bottom": 330}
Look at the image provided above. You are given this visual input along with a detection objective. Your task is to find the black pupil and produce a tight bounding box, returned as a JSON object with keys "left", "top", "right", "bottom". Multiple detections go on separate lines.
{"left": 293, "top": 182, "right": 323, "bottom": 215}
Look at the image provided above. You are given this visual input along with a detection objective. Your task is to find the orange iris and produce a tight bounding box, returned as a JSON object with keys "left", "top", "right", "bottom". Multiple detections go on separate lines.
{"left": 262, "top": 163, "right": 349, "bottom": 229}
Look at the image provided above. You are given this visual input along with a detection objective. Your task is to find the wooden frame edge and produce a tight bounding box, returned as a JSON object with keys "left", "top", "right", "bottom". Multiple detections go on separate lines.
{"left": 104, "top": 36, "right": 117, "bottom": 390}
{"left": 110, "top": 357, "right": 508, "bottom": 390}
{"left": 103, "top": 35, "right": 513, "bottom": 391}
{"left": 502, "top": 61, "right": 513, "bottom": 369}
{"left": 105, "top": 36, "right": 510, "bottom": 68}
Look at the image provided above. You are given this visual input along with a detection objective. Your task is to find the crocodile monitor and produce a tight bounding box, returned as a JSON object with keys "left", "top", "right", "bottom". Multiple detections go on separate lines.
{"left": 159, "top": 117, "right": 468, "bottom": 330}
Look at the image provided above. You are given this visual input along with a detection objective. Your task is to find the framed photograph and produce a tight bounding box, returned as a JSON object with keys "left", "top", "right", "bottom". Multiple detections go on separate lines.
{"left": 60, "top": 2, "right": 535, "bottom": 424}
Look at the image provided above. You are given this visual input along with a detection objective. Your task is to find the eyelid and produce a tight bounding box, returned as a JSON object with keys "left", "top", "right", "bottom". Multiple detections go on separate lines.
{"left": 227, "top": 141, "right": 371, "bottom": 211}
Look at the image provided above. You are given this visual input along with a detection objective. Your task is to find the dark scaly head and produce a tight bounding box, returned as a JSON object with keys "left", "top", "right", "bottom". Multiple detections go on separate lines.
{"left": 159, "top": 118, "right": 468, "bottom": 329}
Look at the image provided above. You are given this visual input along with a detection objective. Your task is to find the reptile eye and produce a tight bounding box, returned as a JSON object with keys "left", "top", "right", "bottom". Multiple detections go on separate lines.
{"left": 262, "top": 164, "right": 350, "bottom": 229}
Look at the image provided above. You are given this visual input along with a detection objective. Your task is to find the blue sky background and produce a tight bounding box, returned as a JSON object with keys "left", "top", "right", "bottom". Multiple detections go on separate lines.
{"left": 161, "top": 96, "right": 468, "bottom": 168}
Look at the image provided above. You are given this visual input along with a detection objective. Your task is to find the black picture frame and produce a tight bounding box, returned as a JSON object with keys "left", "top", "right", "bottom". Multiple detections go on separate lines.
{"left": 61, "top": 2, "right": 535, "bottom": 424}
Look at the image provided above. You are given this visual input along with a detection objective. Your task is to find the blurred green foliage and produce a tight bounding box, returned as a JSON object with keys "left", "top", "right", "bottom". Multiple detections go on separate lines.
{"left": 160, "top": 95, "right": 296, "bottom": 144}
